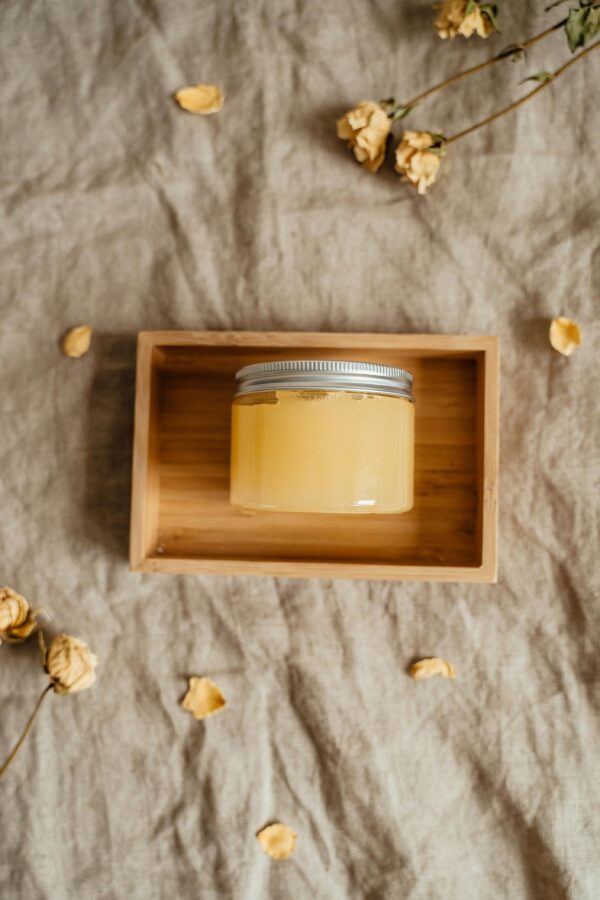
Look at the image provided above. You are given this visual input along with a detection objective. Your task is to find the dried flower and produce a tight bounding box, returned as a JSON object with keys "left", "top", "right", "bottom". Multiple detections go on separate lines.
{"left": 0, "top": 632, "right": 98, "bottom": 778}
{"left": 395, "top": 131, "right": 445, "bottom": 195}
{"left": 174, "top": 84, "right": 224, "bottom": 115}
{"left": 336, "top": 101, "right": 391, "bottom": 173}
{"left": 257, "top": 823, "right": 298, "bottom": 860}
{"left": 549, "top": 317, "right": 582, "bottom": 356}
{"left": 434, "top": 1, "right": 498, "bottom": 40}
{"left": 46, "top": 634, "right": 98, "bottom": 694}
{"left": 0, "top": 587, "right": 40, "bottom": 644}
{"left": 62, "top": 325, "right": 92, "bottom": 358}
{"left": 181, "top": 676, "right": 226, "bottom": 720}
{"left": 410, "top": 657, "right": 457, "bottom": 680}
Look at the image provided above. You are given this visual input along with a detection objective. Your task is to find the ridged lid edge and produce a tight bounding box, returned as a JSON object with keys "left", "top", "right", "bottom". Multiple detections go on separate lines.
{"left": 234, "top": 359, "right": 414, "bottom": 401}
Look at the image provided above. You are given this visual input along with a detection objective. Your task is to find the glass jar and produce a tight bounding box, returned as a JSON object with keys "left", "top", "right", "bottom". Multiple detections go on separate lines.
{"left": 230, "top": 360, "right": 415, "bottom": 514}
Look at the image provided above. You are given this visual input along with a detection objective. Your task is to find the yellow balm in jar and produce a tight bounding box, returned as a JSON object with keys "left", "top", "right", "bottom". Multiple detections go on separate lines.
{"left": 230, "top": 360, "right": 415, "bottom": 514}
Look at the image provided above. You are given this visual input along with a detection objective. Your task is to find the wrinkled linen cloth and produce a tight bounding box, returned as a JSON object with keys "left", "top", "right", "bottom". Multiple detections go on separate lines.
{"left": 1, "top": 1, "right": 599, "bottom": 898}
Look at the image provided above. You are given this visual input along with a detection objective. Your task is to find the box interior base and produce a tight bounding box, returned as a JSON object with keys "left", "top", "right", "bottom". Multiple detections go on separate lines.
{"left": 148, "top": 345, "right": 482, "bottom": 569}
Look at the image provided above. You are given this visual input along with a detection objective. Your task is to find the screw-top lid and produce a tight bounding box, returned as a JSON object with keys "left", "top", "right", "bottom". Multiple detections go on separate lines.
{"left": 234, "top": 359, "right": 414, "bottom": 401}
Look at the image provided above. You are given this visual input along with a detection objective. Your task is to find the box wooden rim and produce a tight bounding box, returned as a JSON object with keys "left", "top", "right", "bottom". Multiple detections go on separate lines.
{"left": 130, "top": 331, "right": 499, "bottom": 582}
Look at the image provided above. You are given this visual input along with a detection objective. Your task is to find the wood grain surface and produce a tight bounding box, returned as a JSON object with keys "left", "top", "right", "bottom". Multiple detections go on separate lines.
{"left": 130, "top": 332, "right": 498, "bottom": 581}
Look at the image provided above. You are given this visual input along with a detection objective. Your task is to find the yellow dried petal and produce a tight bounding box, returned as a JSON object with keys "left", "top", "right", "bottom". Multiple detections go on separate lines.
{"left": 174, "top": 84, "right": 224, "bottom": 115}
{"left": 257, "top": 823, "right": 298, "bottom": 860}
{"left": 410, "top": 657, "right": 457, "bottom": 680}
{"left": 6, "top": 616, "right": 39, "bottom": 640}
{"left": 62, "top": 325, "right": 92, "bottom": 358}
{"left": 549, "top": 317, "right": 581, "bottom": 357}
{"left": 182, "top": 676, "right": 226, "bottom": 719}
{"left": 403, "top": 130, "right": 435, "bottom": 151}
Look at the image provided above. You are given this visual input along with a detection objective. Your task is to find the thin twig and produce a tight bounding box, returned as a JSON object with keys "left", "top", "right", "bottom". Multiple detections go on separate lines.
{"left": 404, "top": 18, "right": 567, "bottom": 109}
{"left": 0, "top": 684, "right": 52, "bottom": 778}
{"left": 445, "top": 38, "right": 600, "bottom": 144}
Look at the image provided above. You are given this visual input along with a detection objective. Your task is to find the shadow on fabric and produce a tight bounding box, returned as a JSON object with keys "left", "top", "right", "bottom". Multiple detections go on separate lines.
{"left": 83, "top": 333, "right": 137, "bottom": 561}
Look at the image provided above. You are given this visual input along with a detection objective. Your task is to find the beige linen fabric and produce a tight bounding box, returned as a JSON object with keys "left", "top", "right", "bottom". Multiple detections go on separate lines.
{"left": 0, "top": 1, "right": 599, "bottom": 898}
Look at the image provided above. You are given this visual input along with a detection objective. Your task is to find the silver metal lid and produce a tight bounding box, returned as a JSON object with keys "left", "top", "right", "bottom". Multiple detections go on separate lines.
{"left": 234, "top": 359, "right": 414, "bottom": 401}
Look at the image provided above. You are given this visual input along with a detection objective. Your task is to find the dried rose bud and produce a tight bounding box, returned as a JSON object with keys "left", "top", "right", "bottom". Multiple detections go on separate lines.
{"left": 395, "top": 131, "right": 445, "bottom": 195}
{"left": 434, "top": 0, "right": 497, "bottom": 40}
{"left": 46, "top": 634, "right": 98, "bottom": 694}
{"left": 336, "top": 101, "right": 391, "bottom": 173}
{"left": 0, "top": 586, "right": 39, "bottom": 643}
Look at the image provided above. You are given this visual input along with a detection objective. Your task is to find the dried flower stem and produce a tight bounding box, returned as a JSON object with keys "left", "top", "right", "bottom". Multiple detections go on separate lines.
{"left": 445, "top": 38, "right": 600, "bottom": 144}
{"left": 0, "top": 684, "right": 52, "bottom": 778}
{"left": 405, "top": 19, "right": 567, "bottom": 109}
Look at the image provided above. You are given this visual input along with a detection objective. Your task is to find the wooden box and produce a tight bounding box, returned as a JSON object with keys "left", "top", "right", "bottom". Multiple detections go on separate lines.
{"left": 130, "top": 331, "right": 498, "bottom": 582}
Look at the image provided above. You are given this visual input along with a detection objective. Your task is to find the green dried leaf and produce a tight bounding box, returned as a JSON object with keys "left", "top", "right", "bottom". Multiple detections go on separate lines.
{"left": 380, "top": 98, "right": 416, "bottom": 121}
{"left": 520, "top": 71, "right": 555, "bottom": 84}
{"left": 379, "top": 97, "right": 396, "bottom": 113}
{"left": 463, "top": 0, "right": 500, "bottom": 32}
{"left": 390, "top": 105, "right": 414, "bottom": 122}
{"left": 565, "top": 7, "right": 600, "bottom": 52}
{"left": 428, "top": 134, "right": 447, "bottom": 156}
{"left": 38, "top": 629, "right": 47, "bottom": 669}
{"left": 546, "top": 0, "right": 595, "bottom": 9}
{"left": 497, "top": 42, "right": 526, "bottom": 61}
{"left": 479, "top": 3, "right": 501, "bottom": 33}
{"left": 429, "top": 132, "right": 447, "bottom": 148}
